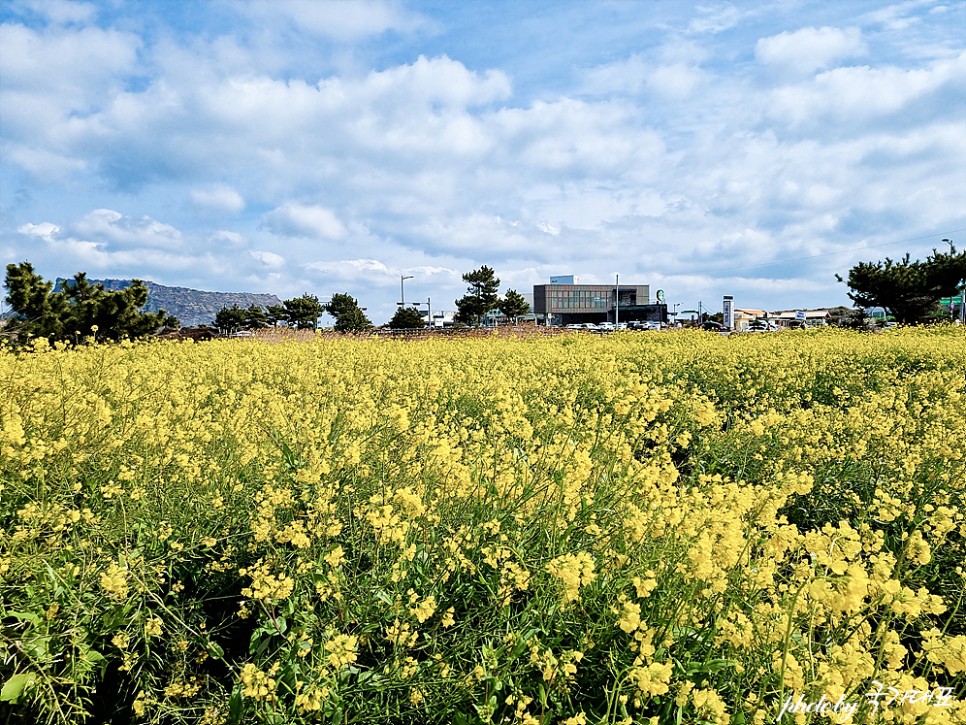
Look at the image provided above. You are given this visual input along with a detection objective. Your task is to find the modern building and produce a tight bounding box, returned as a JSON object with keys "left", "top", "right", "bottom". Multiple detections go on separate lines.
{"left": 533, "top": 280, "right": 664, "bottom": 326}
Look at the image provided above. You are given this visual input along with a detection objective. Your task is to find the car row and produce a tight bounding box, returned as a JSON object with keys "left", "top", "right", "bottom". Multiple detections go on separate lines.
{"left": 563, "top": 321, "right": 667, "bottom": 332}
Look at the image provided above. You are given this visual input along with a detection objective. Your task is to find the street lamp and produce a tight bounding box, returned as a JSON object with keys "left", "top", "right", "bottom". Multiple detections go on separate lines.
{"left": 399, "top": 275, "right": 414, "bottom": 307}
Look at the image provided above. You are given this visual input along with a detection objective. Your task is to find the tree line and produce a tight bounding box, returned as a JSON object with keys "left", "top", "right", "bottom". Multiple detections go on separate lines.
{"left": 215, "top": 265, "right": 531, "bottom": 333}
{"left": 5, "top": 246, "right": 963, "bottom": 346}
{"left": 215, "top": 292, "right": 372, "bottom": 333}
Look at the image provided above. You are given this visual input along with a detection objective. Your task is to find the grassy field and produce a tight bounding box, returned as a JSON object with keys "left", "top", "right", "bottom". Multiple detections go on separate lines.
{"left": 1, "top": 328, "right": 964, "bottom": 724}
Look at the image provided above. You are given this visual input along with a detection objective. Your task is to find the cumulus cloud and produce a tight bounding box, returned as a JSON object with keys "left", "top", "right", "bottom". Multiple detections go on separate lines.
{"left": 240, "top": 0, "right": 426, "bottom": 41}
{"left": 17, "top": 221, "right": 61, "bottom": 241}
{"left": 261, "top": 204, "right": 348, "bottom": 240}
{"left": 0, "top": 23, "right": 140, "bottom": 128}
{"left": 20, "top": 0, "right": 98, "bottom": 26}
{"left": 69, "top": 209, "right": 183, "bottom": 250}
{"left": 249, "top": 250, "right": 286, "bottom": 269}
{"left": 190, "top": 186, "right": 245, "bottom": 214}
{"left": 578, "top": 55, "right": 704, "bottom": 99}
{"left": 766, "top": 52, "right": 965, "bottom": 126}
{"left": 756, "top": 26, "right": 868, "bottom": 74}
{"left": 304, "top": 258, "right": 395, "bottom": 281}
{"left": 687, "top": 4, "right": 743, "bottom": 35}
{"left": 10, "top": 210, "right": 281, "bottom": 291}
{"left": 210, "top": 230, "right": 247, "bottom": 248}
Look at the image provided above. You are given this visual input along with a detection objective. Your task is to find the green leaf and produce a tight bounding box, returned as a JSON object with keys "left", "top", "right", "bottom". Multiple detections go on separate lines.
{"left": 7, "top": 610, "right": 41, "bottom": 628}
{"left": 24, "top": 635, "right": 52, "bottom": 663}
{"left": 228, "top": 688, "right": 243, "bottom": 724}
{"left": 1, "top": 673, "right": 37, "bottom": 703}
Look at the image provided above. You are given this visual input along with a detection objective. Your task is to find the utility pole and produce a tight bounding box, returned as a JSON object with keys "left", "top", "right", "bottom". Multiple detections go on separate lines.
{"left": 615, "top": 273, "right": 619, "bottom": 326}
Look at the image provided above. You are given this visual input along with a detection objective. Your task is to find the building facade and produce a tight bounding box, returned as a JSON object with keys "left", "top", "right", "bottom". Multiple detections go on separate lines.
{"left": 533, "top": 282, "right": 660, "bottom": 325}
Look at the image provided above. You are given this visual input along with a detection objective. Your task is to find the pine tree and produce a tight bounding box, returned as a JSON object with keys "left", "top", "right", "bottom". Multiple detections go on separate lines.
{"left": 837, "top": 243, "right": 966, "bottom": 324}
{"left": 388, "top": 306, "right": 426, "bottom": 329}
{"left": 4, "top": 262, "right": 170, "bottom": 344}
{"left": 455, "top": 266, "right": 500, "bottom": 325}
{"left": 498, "top": 289, "right": 530, "bottom": 324}
{"left": 325, "top": 293, "right": 371, "bottom": 332}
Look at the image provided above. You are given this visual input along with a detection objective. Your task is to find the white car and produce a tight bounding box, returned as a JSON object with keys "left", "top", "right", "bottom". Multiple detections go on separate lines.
{"left": 745, "top": 321, "right": 780, "bottom": 332}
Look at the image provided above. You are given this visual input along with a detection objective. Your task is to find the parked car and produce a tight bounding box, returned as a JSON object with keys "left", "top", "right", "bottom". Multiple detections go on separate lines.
{"left": 746, "top": 320, "right": 780, "bottom": 332}
{"left": 596, "top": 322, "right": 615, "bottom": 331}
{"left": 701, "top": 321, "right": 727, "bottom": 332}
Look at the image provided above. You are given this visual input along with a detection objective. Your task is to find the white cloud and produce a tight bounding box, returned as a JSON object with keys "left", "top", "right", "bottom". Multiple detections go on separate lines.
{"left": 756, "top": 26, "right": 868, "bottom": 75}
{"left": 578, "top": 55, "right": 704, "bottom": 99}
{"left": 261, "top": 204, "right": 348, "bottom": 239}
{"left": 17, "top": 221, "right": 61, "bottom": 241}
{"left": 0, "top": 23, "right": 140, "bottom": 125}
{"left": 766, "top": 52, "right": 965, "bottom": 125}
{"left": 241, "top": 0, "right": 426, "bottom": 41}
{"left": 537, "top": 221, "right": 560, "bottom": 236}
{"left": 70, "top": 209, "right": 183, "bottom": 250}
{"left": 210, "top": 230, "right": 247, "bottom": 247}
{"left": 250, "top": 250, "right": 286, "bottom": 269}
{"left": 687, "top": 4, "right": 743, "bottom": 35}
{"left": 190, "top": 186, "right": 245, "bottom": 214}
{"left": 304, "top": 258, "right": 392, "bottom": 279}
{"left": 22, "top": 0, "right": 98, "bottom": 25}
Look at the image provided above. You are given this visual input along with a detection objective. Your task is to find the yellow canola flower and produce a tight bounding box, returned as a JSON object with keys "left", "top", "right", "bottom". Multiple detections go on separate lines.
{"left": 629, "top": 661, "right": 673, "bottom": 698}
{"left": 100, "top": 562, "right": 129, "bottom": 601}
{"left": 546, "top": 551, "right": 596, "bottom": 606}
{"left": 324, "top": 633, "right": 359, "bottom": 669}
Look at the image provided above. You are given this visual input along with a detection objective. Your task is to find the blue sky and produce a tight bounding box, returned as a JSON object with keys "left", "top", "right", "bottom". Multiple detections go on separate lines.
{"left": 2, "top": 0, "right": 964, "bottom": 323}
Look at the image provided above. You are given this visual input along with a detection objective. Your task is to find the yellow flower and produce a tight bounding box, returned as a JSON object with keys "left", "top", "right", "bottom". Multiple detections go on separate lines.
{"left": 630, "top": 661, "right": 673, "bottom": 697}
{"left": 100, "top": 562, "right": 129, "bottom": 601}
{"left": 324, "top": 633, "right": 359, "bottom": 669}
{"left": 144, "top": 617, "right": 163, "bottom": 638}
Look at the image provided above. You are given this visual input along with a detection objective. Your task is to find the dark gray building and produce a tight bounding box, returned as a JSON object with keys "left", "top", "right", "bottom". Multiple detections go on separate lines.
{"left": 533, "top": 282, "right": 663, "bottom": 325}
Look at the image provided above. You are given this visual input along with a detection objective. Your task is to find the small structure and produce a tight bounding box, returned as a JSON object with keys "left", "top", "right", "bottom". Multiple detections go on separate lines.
{"left": 772, "top": 309, "right": 832, "bottom": 328}
{"left": 733, "top": 308, "right": 768, "bottom": 331}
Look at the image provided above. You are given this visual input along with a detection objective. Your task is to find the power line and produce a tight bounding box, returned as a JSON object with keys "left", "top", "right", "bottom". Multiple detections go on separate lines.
{"left": 687, "top": 228, "right": 965, "bottom": 276}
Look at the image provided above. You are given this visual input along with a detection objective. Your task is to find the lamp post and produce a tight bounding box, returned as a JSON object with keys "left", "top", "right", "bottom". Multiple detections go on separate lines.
{"left": 399, "top": 275, "right": 413, "bottom": 307}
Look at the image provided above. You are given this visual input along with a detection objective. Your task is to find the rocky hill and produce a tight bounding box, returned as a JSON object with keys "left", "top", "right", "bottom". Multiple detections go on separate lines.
{"left": 57, "top": 278, "right": 282, "bottom": 327}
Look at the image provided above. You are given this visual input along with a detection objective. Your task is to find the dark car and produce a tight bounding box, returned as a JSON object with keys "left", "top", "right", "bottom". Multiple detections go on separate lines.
{"left": 701, "top": 321, "right": 726, "bottom": 332}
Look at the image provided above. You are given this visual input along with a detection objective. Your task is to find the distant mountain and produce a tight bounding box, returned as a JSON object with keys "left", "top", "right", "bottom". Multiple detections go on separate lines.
{"left": 56, "top": 278, "right": 282, "bottom": 327}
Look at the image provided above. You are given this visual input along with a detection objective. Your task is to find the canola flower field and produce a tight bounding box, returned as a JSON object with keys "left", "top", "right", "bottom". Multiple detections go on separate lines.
{"left": 1, "top": 328, "right": 964, "bottom": 725}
